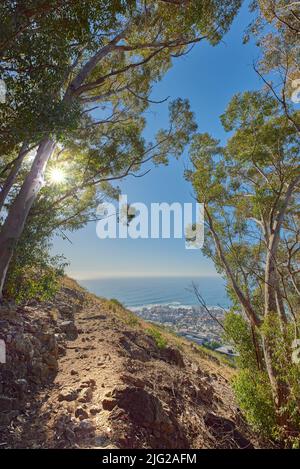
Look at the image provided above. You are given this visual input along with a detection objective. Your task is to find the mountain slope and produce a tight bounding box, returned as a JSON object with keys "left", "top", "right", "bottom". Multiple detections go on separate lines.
{"left": 0, "top": 278, "right": 264, "bottom": 449}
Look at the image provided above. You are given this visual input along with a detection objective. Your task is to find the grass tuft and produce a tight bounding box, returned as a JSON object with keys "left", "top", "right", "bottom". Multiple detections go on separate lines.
{"left": 146, "top": 327, "right": 168, "bottom": 349}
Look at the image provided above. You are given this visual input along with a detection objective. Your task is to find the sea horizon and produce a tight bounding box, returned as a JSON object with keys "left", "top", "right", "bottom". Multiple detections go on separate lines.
{"left": 78, "top": 275, "right": 230, "bottom": 309}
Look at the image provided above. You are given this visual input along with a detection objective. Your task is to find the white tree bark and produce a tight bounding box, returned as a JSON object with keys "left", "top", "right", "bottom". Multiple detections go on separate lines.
{"left": 0, "top": 136, "right": 56, "bottom": 296}
{"left": 0, "top": 142, "right": 28, "bottom": 212}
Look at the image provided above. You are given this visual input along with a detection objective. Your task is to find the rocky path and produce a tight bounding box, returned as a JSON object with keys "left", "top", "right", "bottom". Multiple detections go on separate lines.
{"left": 0, "top": 279, "right": 263, "bottom": 449}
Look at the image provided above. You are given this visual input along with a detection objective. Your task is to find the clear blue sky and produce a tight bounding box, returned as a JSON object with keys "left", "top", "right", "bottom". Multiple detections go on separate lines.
{"left": 53, "top": 2, "right": 262, "bottom": 280}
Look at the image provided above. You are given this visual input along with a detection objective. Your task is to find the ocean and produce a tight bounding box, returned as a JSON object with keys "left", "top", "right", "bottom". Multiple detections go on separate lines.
{"left": 79, "top": 276, "right": 230, "bottom": 309}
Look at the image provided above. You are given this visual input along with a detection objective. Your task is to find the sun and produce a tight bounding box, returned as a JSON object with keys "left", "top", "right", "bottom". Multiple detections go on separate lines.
{"left": 49, "top": 167, "right": 66, "bottom": 185}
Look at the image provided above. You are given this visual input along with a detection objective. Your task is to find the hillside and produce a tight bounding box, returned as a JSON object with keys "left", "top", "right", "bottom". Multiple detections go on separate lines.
{"left": 0, "top": 278, "right": 264, "bottom": 449}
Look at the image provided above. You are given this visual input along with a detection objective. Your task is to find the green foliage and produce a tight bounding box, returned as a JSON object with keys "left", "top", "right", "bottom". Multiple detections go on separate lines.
{"left": 223, "top": 311, "right": 259, "bottom": 370}
{"left": 220, "top": 91, "right": 278, "bottom": 131}
{"left": 110, "top": 298, "right": 124, "bottom": 308}
{"left": 233, "top": 368, "right": 277, "bottom": 436}
{"left": 261, "top": 315, "right": 300, "bottom": 433}
{"left": 107, "top": 298, "right": 140, "bottom": 326}
{"left": 247, "top": 0, "right": 300, "bottom": 103}
{"left": 0, "top": 0, "right": 241, "bottom": 155}
{"left": 0, "top": 0, "right": 135, "bottom": 153}
{"left": 124, "top": 313, "right": 140, "bottom": 327}
{"left": 224, "top": 310, "right": 300, "bottom": 442}
{"left": 195, "top": 344, "right": 236, "bottom": 368}
{"left": 146, "top": 326, "right": 168, "bottom": 349}
{"left": 224, "top": 311, "right": 277, "bottom": 436}
{"left": 202, "top": 339, "right": 221, "bottom": 350}
{"left": 3, "top": 203, "right": 68, "bottom": 303}
{"left": 4, "top": 243, "right": 66, "bottom": 304}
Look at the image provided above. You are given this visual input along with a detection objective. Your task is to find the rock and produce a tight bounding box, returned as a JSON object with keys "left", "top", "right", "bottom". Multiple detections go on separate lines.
{"left": 80, "top": 378, "right": 97, "bottom": 390}
{"left": 90, "top": 406, "right": 101, "bottom": 415}
{"left": 119, "top": 335, "right": 151, "bottom": 362}
{"left": 110, "top": 386, "right": 189, "bottom": 448}
{"left": 6, "top": 334, "right": 13, "bottom": 344}
{"left": 14, "top": 378, "right": 28, "bottom": 398}
{"left": 161, "top": 420, "right": 174, "bottom": 434}
{"left": 191, "top": 362, "right": 198, "bottom": 372}
{"left": 80, "top": 378, "right": 96, "bottom": 389}
{"left": 75, "top": 407, "right": 89, "bottom": 420}
{"left": 30, "top": 357, "right": 56, "bottom": 384}
{"left": 204, "top": 412, "right": 254, "bottom": 449}
{"left": 58, "top": 344, "right": 66, "bottom": 356}
{"left": 14, "top": 334, "right": 35, "bottom": 357}
{"left": 0, "top": 320, "right": 9, "bottom": 329}
{"left": 77, "top": 387, "right": 93, "bottom": 403}
{"left": 40, "top": 332, "right": 57, "bottom": 353}
{"left": 160, "top": 347, "right": 185, "bottom": 368}
{"left": 111, "top": 387, "right": 171, "bottom": 428}
{"left": 59, "top": 321, "right": 78, "bottom": 340}
{"left": 102, "top": 398, "right": 117, "bottom": 411}
{"left": 87, "top": 379, "right": 96, "bottom": 388}
{"left": 120, "top": 374, "right": 146, "bottom": 388}
{"left": 66, "top": 405, "right": 74, "bottom": 414}
{"left": 65, "top": 427, "right": 76, "bottom": 442}
{"left": 42, "top": 353, "right": 58, "bottom": 371}
{"left": 58, "top": 389, "right": 78, "bottom": 402}
{"left": 0, "top": 410, "right": 18, "bottom": 427}
{"left": 74, "top": 420, "right": 95, "bottom": 438}
{"left": 70, "top": 369, "right": 78, "bottom": 376}
{"left": 0, "top": 395, "right": 18, "bottom": 412}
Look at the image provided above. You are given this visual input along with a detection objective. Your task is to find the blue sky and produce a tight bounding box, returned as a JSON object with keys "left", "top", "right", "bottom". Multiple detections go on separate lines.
{"left": 53, "top": 2, "right": 262, "bottom": 280}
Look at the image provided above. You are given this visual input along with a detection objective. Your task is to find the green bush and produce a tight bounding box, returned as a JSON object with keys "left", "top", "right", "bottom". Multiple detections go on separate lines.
{"left": 233, "top": 369, "right": 277, "bottom": 436}
{"left": 223, "top": 310, "right": 259, "bottom": 370}
{"left": 4, "top": 236, "right": 67, "bottom": 303}
{"left": 110, "top": 298, "right": 124, "bottom": 308}
{"left": 224, "top": 310, "right": 300, "bottom": 444}
{"left": 146, "top": 327, "right": 168, "bottom": 349}
{"left": 202, "top": 339, "right": 221, "bottom": 350}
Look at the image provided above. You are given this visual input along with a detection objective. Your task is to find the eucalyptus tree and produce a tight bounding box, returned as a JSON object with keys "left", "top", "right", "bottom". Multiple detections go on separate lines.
{"left": 247, "top": 0, "right": 300, "bottom": 130}
{"left": 0, "top": 0, "right": 135, "bottom": 211}
{"left": 0, "top": 0, "right": 242, "bottom": 296}
{"left": 187, "top": 91, "right": 300, "bottom": 439}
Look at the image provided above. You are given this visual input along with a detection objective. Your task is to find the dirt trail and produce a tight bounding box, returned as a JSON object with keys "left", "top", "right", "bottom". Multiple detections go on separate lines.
{"left": 0, "top": 279, "right": 263, "bottom": 449}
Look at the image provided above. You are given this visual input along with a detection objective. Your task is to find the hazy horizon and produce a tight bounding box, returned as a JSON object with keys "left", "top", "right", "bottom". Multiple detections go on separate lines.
{"left": 70, "top": 272, "right": 222, "bottom": 281}
{"left": 78, "top": 275, "right": 229, "bottom": 308}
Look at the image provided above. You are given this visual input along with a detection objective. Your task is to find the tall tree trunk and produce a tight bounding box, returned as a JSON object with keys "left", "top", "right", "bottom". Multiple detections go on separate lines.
{"left": 265, "top": 234, "right": 279, "bottom": 315}
{"left": 264, "top": 233, "right": 291, "bottom": 425}
{"left": 204, "top": 206, "right": 261, "bottom": 328}
{"left": 275, "top": 286, "right": 287, "bottom": 325}
{"left": 265, "top": 173, "right": 300, "bottom": 316}
{"left": 262, "top": 333, "right": 291, "bottom": 433}
{"left": 0, "top": 142, "right": 28, "bottom": 211}
{"left": 0, "top": 136, "right": 56, "bottom": 297}
{"left": 262, "top": 335, "right": 287, "bottom": 402}
{"left": 251, "top": 324, "right": 263, "bottom": 371}
{"left": 265, "top": 242, "right": 287, "bottom": 327}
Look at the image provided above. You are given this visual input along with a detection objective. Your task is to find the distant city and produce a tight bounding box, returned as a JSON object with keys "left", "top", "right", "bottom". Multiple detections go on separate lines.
{"left": 130, "top": 304, "right": 226, "bottom": 347}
